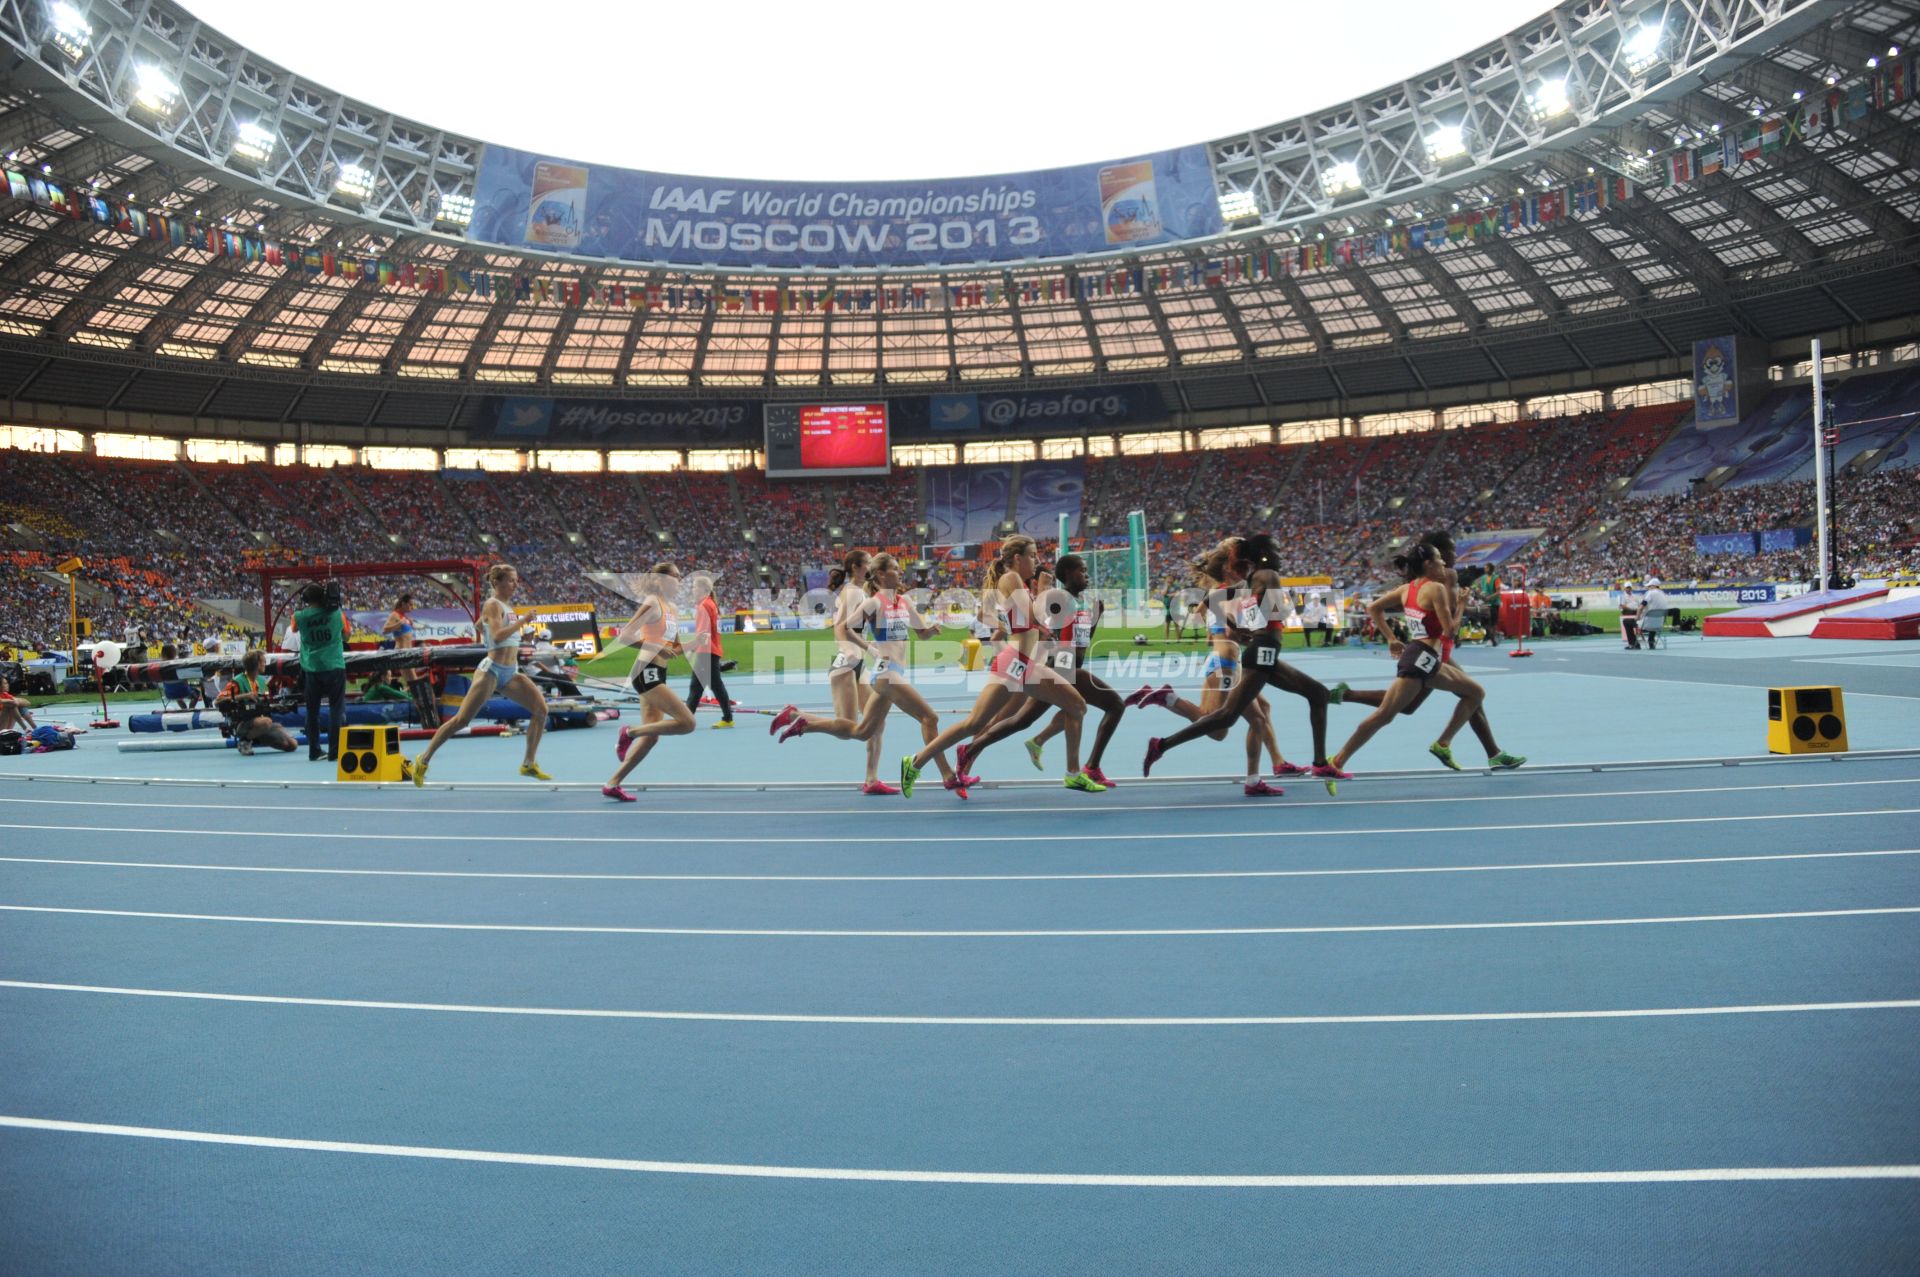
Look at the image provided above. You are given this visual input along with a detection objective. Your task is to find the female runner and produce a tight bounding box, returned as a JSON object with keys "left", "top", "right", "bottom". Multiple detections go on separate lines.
{"left": 798, "top": 550, "right": 887, "bottom": 789}
{"left": 1329, "top": 530, "right": 1525, "bottom": 770}
{"left": 769, "top": 553, "right": 967, "bottom": 796}
{"left": 601, "top": 562, "right": 694, "bottom": 801}
{"left": 411, "top": 563, "right": 550, "bottom": 784}
{"left": 1323, "top": 542, "right": 1508, "bottom": 774}
{"left": 900, "top": 535, "right": 1106, "bottom": 797}
{"left": 955, "top": 553, "right": 1126, "bottom": 788}
{"left": 1142, "top": 534, "right": 1346, "bottom": 794}
{"left": 1128, "top": 538, "right": 1298, "bottom": 789}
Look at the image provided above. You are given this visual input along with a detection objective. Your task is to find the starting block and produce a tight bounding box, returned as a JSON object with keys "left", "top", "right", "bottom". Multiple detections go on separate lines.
{"left": 338, "top": 723, "right": 410, "bottom": 782}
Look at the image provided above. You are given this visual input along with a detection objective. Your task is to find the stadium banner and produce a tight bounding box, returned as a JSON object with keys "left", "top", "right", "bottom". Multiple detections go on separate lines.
{"left": 1694, "top": 532, "right": 1760, "bottom": 556}
{"left": 1759, "top": 527, "right": 1812, "bottom": 551}
{"left": 346, "top": 608, "right": 476, "bottom": 643}
{"left": 490, "top": 396, "right": 759, "bottom": 443}
{"left": 915, "top": 386, "right": 1166, "bottom": 433}
{"left": 466, "top": 144, "right": 1223, "bottom": 270}
{"left": 1453, "top": 528, "right": 1545, "bottom": 567}
{"left": 1693, "top": 336, "right": 1739, "bottom": 426}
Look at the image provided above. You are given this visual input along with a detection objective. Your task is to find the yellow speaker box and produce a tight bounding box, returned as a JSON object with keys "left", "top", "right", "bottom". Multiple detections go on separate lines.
{"left": 1768, "top": 686, "right": 1848, "bottom": 755}
{"left": 337, "top": 723, "right": 410, "bottom": 782}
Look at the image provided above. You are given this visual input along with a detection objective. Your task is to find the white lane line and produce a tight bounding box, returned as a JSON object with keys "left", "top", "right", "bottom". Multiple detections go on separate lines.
{"left": 5, "top": 807, "right": 1919, "bottom": 845}
{"left": 3, "top": 903, "right": 1916, "bottom": 939}
{"left": 0, "top": 775, "right": 1913, "bottom": 818}
{"left": 3, "top": 847, "right": 1917, "bottom": 884}
{"left": 3, "top": 1117, "right": 1916, "bottom": 1187}
{"left": 6, "top": 980, "right": 1917, "bottom": 1028}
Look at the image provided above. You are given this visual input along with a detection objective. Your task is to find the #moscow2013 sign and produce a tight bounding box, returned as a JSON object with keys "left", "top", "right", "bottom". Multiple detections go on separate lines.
{"left": 466, "top": 144, "right": 1224, "bottom": 271}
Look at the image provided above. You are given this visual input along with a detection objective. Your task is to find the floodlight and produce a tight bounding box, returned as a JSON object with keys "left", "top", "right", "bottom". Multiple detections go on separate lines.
{"left": 232, "top": 121, "right": 274, "bottom": 165}
{"left": 436, "top": 191, "right": 475, "bottom": 228}
{"left": 1322, "top": 160, "right": 1361, "bottom": 194}
{"left": 1426, "top": 123, "right": 1467, "bottom": 161}
{"left": 132, "top": 63, "right": 180, "bottom": 114}
{"left": 1623, "top": 21, "right": 1663, "bottom": 72}
{"left": 1217, "top": 189, "right": 1259, "bottom": 222}
{"left": 46, "top": 0, "right": 91, "bottom": 62}
{"left": 1532, "top": 76, "right": 1571, "bottom": 117}
{"left": 335, "top": 162, "right": 374, "bottom": 202}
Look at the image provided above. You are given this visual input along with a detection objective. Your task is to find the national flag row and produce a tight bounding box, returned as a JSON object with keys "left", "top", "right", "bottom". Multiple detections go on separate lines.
{"left": 3, "top": 56, "right": 1908, "bottom": 314}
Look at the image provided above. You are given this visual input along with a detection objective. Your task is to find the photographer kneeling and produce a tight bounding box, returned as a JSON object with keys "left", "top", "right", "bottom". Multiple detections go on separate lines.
{"left": 219, "top": 649, "right": 297, "bottom": 755}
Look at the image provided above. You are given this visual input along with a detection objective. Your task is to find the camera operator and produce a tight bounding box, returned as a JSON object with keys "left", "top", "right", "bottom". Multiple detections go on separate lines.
{"left": 294, "top": 580, "right": 347, "bottom": 763}
{"left": 218, "top": 649, "right": 296, "bottom": 755}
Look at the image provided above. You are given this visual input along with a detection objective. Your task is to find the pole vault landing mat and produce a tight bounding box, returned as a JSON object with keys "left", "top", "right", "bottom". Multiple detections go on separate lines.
{"left": 1703, "top": 585, "right": 1889, "bottom": 638}
{"left": 1812, "top": 594, "right": 1920, "bottom": 640}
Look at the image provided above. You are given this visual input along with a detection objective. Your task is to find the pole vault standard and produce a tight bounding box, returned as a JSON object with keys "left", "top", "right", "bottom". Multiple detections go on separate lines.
{"left": 1811, "top": 339, "right": 1830, "bottom": 590}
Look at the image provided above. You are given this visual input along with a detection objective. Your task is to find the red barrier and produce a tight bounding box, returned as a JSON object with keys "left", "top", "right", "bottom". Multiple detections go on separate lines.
{"left": 1501, "top": 566, "right": 1534, "bottom": 658}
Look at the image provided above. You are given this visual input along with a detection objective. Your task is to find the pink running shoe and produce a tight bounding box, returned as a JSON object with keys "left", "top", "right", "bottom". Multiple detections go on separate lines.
{"left": 1122, "top": 684, "right": 1157, "bottom": 708}
{"left": 955, "top": 741, "right": 974, "bottom": 776}
{"left": 1143, "top": 737, "right": 1166, "bottom": 777}
{"left": 1310, "top": 763, "right": 1352, "bottom": 795}
{"left": 778, "top": 719, "right": 807, "bottom": 743}
{"left": 613, "top": 726, "right": 634, "bottom": 760}
{"left": 768, "top": 705, "right": 799, "bottom": 737}
{"left": 1082, "top": 765, "right": 1118, "bottom": 788}
{"left": 955, "top": 773, "right": 982, "bottom": 787}
{"left": 1243, "top": 780, "right": 1285, "bottom": 797}
{"left": 1273, "top": 761, "right": 1308, "bottom": 777}
{"left": 861, "top": 780, "right": 902, "bottom": 796}
{"left": 942, "top": 776, "right": 971, "bottom": 800}
{"left": 601, "top": 785, "right": 636, "bottom": 803}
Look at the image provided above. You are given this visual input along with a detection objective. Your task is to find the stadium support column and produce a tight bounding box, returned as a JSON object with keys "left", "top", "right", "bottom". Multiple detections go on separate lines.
{"left": 1812, "top": 338, "right": 1830, "bottom": 590}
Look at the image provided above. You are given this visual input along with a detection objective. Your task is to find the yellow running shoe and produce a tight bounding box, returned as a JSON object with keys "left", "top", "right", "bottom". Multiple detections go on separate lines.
{"left": 519, "top": 762, "right": 552, "bottom": 780}
{"left": 710, "top": 720, "right": 735, "bottom": 730}
{"left": 411, "top": 758, "right": 427, "bottom": 787}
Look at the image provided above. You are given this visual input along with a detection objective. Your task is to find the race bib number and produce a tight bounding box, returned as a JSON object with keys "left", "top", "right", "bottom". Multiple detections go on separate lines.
{"left": 1253, "top": 645, "right": 1279, "bottom": 668}
{"left": 1412, "top": 647, "right": 1440, "bottom": 675}
{"left": 1072, "top": 616, "right": 1093, "bottom": 648}
{"left": 1049, "top": 649, "right": 1076, "bottom": 672}
{"left": 635, "top": 664, "right": 667, "bottom": 691}
{"left": 1237, "top": 599, "right": 1268, "bottom": 629}
{"left": 871, "top": 657, "right": 895, "bottom": 679}
{"left": 830, "top": 652, "right": 856, "bottom": 673}
{"left": 1004, "top": 655, "right": 1030, "bottom": 682}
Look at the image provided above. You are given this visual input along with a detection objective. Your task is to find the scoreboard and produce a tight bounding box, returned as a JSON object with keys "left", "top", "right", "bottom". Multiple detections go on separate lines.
{"left": 764, "top": 403, "right": 890, "bottom": 478}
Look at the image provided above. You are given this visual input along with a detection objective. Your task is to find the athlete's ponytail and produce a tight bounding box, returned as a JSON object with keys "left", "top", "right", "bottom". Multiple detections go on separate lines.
{"left": 1192, "top": 537, "right": 1240, "bottom": 585}
{"left": 1391, "top": 542, "right": 1439, "bottom": 581}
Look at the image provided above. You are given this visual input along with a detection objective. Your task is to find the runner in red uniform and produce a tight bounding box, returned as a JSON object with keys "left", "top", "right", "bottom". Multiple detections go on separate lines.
{"left": 1323, "top": 542, "right": 1504, "bottom": 774}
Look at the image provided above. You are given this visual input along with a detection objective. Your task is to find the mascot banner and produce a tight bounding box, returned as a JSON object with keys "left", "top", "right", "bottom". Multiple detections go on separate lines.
{"left": 1692, "top": 336, "right": 1742, "bottom": 427}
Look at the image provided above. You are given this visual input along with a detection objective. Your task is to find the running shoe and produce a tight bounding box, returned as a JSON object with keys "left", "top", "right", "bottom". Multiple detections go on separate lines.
{"left": 711, "top": 720, "right": 735, "bottom": 730}
{"left": 1272, "top": 761, "right": 1308, "bottom": 777}
{"left": 941, "top": 775, "right": 971, "bottom": 800}
{"left": 1428, "top": 742, "right": 1462, "bottom": 771}
{"left": 235, "top": 739, "right": 253, "bottom": 756}
{"left": 1024, "top": 738, "right": 1045, "bottom": 771}
{"left": 1082, "top": 765, "right": 1118, "bottom": 788}
{"left": 769, "top": 705, "right": 799, "bottom": 737}
{"left": 1124, "top": 683, "right": 1177, "bottom": 710}
{"left": 1064, "top": 772, "right": 1108, "bottom": 794}
{"left": 778, "top": 720, "right": 807, "bottom": 743}
{"left": 602, "top": 785, "right": 636, "bottom": 803}
{"left": 900, "top": 755, "right": 922, "bottom": 799}
{"left": 614, "top": 726, "right": 634, "bottom": 760}
{"left": 1123, "top": 684, "right": 1156, "bottom": 708}
{"left": 411, "top": 758, "right": 427, "bottom": 787}
{"left": 1329, "top": 681, "right": 1349, "bottom": 706}
{"left": 1488, "top": 751, "right": 1528, "bottom": 770}
{"left": 955, "top": 741, "right": 975, "bottom": 777}
{"left": 1142, "top": 737, "right": 1166, "bottom": 778}
{"left": 1310, "top": 763, "right": 1351, "bottom": 795}
{"left": 519, "top": 762, "right": 552, "bottom": 780}
{"left": 955, "top": 773, "right": 982, "bottom": 788}
{"left": 1243, "top": 780, "right": 1285, "bottom": 798}
{"left": 862, "top": 780, "right": 902, "bottom": 796}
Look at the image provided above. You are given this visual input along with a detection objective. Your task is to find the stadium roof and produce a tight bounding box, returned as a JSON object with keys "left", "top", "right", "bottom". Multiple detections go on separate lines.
{"left": 0, "top": 0, "right": 1914, "bottom": 434}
